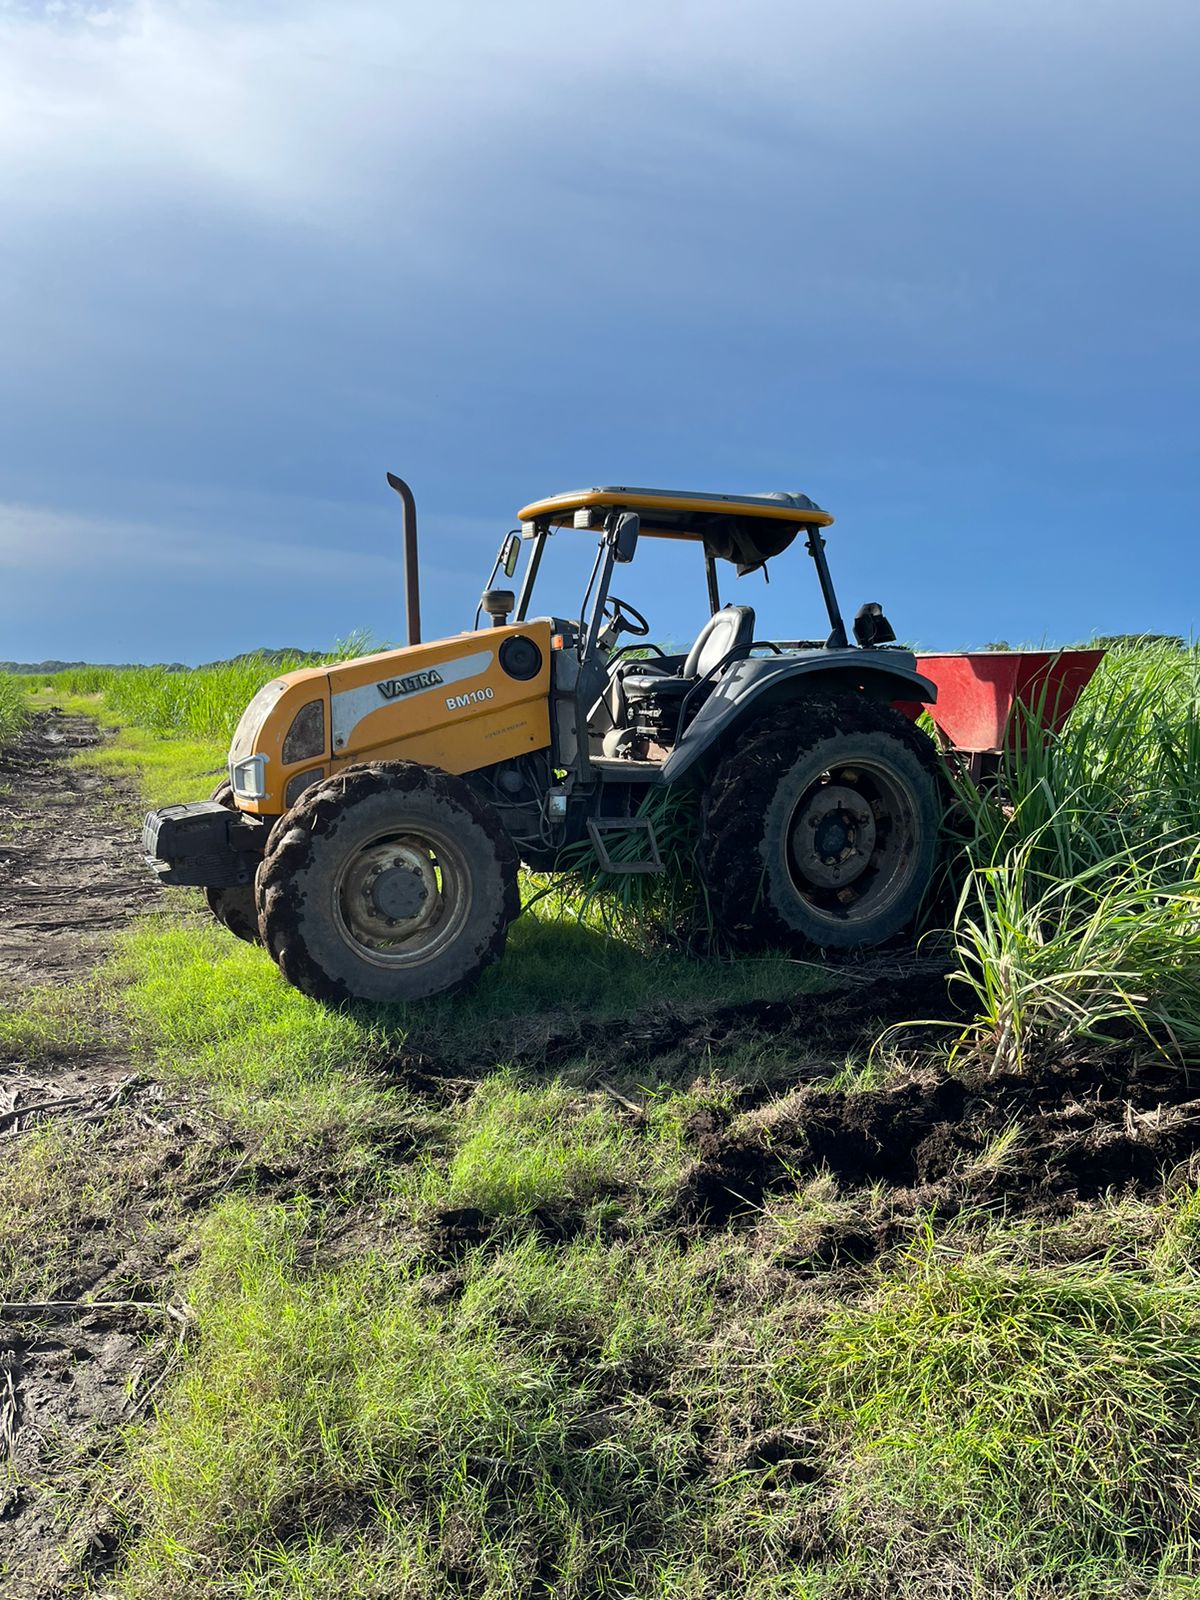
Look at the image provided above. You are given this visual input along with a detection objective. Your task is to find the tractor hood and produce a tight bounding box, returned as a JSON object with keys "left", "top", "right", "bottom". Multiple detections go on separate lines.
{"left": 227, "top": 623, "right": 553, "bottom": 815}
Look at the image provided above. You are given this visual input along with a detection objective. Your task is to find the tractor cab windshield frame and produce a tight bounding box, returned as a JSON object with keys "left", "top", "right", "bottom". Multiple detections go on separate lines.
{"left": 505, "top": 486, "right": 848, "bottom": 658}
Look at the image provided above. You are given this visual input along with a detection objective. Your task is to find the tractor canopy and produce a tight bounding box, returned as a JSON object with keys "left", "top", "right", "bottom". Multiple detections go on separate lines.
{"left": 517, "top": 487, "right": 833, "bottom": 575}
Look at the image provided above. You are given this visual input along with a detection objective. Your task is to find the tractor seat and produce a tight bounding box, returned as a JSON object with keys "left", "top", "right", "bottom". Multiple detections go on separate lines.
{"left": 622, "top": 605, "right": 756, "bottom": 699}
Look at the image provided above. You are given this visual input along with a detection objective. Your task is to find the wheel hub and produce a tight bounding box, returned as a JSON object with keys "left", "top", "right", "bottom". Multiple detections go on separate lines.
{"left": 790, "top": 783, "right": 877, "bottom": 889}
{"left": 371, "top": 863, "right": 430, "bottom": 922}
{"left": 341, "top": 840, "right": 441, "bottom": 942}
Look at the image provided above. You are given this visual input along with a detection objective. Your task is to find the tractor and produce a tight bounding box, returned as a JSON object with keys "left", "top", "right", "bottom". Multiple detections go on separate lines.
{"left": 142, "top": 481, "right": 945, "bottom": 1003}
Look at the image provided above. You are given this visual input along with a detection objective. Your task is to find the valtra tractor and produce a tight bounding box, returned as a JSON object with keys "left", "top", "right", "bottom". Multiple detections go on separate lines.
{"left": 141, "top": 479, "right": 1100, "bottom": 1004}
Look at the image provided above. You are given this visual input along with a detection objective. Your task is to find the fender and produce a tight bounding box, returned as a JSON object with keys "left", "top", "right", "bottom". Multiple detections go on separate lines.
{"left": 659, "top": 649, "right": 938, "bottom": 785}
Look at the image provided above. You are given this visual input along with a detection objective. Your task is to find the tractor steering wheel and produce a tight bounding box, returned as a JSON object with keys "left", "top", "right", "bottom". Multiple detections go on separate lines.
{"left": 602, "top": 594, "right": 650, "bottom": 638}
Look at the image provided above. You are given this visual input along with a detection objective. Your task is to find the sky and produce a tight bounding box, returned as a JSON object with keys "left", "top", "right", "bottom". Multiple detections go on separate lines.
{"left": 1, "top": 0, "right": 1198, "bottom": 663}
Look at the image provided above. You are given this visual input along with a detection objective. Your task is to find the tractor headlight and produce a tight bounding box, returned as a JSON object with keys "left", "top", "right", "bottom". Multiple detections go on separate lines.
{"left": 281, "top": 699, "right": 326, "bottom": 764}
{"left": 230, "top": 754, "right": 269, "bottom": 800}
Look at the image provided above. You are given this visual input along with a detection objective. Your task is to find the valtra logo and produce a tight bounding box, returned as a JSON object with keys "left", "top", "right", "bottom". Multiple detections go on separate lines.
{"left": 377, "top": 669, "right": 445, "bottom": 700}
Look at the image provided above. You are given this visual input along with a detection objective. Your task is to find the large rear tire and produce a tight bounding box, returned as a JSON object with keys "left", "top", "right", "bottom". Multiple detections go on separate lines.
{"left": 203, "top": 780, "right": 262, "bottom": 945}
{"left": 256, "top": 762, "right": 520, "bottom": 1004}
{"left": 697, "top": 695, "right": 943, "bottom": 951}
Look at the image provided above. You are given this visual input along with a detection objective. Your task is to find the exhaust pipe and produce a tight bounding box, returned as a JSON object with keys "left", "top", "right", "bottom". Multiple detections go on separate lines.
{"left": 386, "top": 472, "right": 422, "bottom": 646}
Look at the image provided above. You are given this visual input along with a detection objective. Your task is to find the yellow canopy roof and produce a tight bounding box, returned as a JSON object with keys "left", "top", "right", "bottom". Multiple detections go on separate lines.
{"left": 518, "top": 485, "right": 832, "bottom": 534}
{"left": 517, "top": 486, "right": 832, "bottom": 571}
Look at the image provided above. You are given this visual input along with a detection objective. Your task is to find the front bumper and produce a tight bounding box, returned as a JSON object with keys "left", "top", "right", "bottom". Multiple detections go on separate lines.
{"left": 142, "top": 801, "right": 267, "bottom": 888}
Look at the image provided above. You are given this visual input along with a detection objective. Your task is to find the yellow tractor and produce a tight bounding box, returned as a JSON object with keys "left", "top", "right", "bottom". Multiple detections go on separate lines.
{"left": 143, "top": 481, "right": 942, "bottom": 1003}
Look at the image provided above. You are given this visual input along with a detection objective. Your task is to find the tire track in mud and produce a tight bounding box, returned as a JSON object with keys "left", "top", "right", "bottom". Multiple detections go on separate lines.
{"left": 0, "top": 710, "right": 182, "bottom": 1600}
{"left": 0, "top": 711, "right": 158, "bottom": 987}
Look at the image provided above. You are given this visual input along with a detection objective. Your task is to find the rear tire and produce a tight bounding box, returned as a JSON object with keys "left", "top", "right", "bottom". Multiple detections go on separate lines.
{"left": 256, "top": 762, "right": 520, "bottom": 1004}
{"left": 203, "top": 781, "right": 262, "bottom": 945}
{"left": 698, "top": 695, "right": 943, "bottom": 951}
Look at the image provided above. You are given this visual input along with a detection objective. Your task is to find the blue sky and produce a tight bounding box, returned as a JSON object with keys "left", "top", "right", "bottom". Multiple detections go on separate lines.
{"left": 2, "top": 0, "right": 1198, "bottom": 663}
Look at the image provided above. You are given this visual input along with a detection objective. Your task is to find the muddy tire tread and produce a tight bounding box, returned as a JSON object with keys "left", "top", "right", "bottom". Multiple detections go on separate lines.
{"left": 697, "top": 693, "right": 944, "bottom": 950}
{"left": 255, "top": 762, "right": 520, "bottom": 1004}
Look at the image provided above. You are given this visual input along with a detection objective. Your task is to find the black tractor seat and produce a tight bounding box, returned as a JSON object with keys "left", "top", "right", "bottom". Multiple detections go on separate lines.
{"left": 621, "top": 604, "right": 756, "bottom": 700}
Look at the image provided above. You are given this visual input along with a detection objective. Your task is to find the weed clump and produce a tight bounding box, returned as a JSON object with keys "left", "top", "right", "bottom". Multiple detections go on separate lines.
{"left": 949, "top": 641, "right": 1200, "bottom": 1068}
{"left": 0, "top": 670, "right": 28, "bottom": 746}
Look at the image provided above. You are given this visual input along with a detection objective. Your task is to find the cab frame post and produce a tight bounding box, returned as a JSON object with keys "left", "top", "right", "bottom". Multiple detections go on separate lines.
{"left": 805, "top": 525, "right": 848, "bottom": 648}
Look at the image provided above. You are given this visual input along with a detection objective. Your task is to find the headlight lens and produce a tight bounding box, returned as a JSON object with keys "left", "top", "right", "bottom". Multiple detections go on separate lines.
{"left": 230, "top": 754, "right": 269, "bottom": 799}
{"left": 281, "top": 699, "right": 326, "bottom": 764}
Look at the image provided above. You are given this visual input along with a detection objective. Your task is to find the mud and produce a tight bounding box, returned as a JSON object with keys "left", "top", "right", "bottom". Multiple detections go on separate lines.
{"left": 531, "top": 962, "right": 960, "bottom": 1077}
{"left": 0, "top": 711, "right": 180, "bottom": 1599}
{"left": 0, "top": 712, "right": 159, "bottom": 987}
{"left": 389, "top": 960, "right": 964, "bottom": 1099}
{"left": 673, "top": 1047, "right": 1200, "bottom": 1245}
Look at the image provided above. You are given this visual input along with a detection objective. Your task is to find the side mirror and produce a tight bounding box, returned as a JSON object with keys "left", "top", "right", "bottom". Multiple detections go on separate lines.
{"left": 502, "top": 531, "right": 521, "bottom": 578}
{"left": 611, "top": 511, "right": 640, "bottom": 565}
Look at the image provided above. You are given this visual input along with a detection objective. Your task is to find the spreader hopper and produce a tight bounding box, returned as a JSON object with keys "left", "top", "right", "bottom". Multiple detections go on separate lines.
{"left": 895, "top": 649, "right": 1105, "bottom": 770}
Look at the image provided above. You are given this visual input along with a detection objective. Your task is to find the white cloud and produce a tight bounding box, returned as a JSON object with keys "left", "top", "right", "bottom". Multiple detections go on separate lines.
{"left": 3, "top": 0, "right": 1186, "bottom": 229}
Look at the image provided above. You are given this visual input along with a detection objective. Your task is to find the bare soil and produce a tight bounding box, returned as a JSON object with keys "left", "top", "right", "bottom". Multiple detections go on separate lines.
{"left": 670, "top": 1045, "right": 1200, "bottom": 1259}
{"left": 0, "top": 712, "right": 186, "bottom": 1600}
{"left": 0, "top": 712, "right": 159, "bottom": 987}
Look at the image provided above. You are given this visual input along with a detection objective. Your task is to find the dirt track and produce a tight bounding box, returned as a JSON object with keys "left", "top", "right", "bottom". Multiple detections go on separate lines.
{"left": 0, "top": 712, "right": 159, "bottom": 986}
{"left": 0, "top": 711, "right": 171, "bottom": 1600}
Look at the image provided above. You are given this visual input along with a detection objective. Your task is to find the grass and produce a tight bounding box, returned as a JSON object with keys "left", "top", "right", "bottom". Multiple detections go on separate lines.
{"left": 8, "top": 637, "right": 1200, "bottom": 1598}
{"left": 112, "top": 1192, "right": 1200, "bottom": 1598}
{"left": 546, "top": 783, "right": 709, "bottom": 940}
{"left": 952, "top": 831, "right": 1200, "bottom": 1070}
{"left": 118, "top": 1200, "right": 823, "bottom": 1600}
{"left": 436, "top": 1072, "right": 688, "bottom": 1219}
{"left": 0, "top": 670, "right": 28, "bottom": 746}
{"left": 35, "top": 635, "right": 374, "bottom": 743}
{"left": 948, "top": 640, "right": 1200, "bottom": 1068}
{"left": 38, "top": 653, "right": 320, "bottom": 742}
{"left": 108, "top": 919, "right": 416, "bottom": 1166}
{"left": 812, "top": 1223, "right": 1200, "bottom": 1592}
{"left": 951, "top": 641, "right": 1200, "bottom": 888}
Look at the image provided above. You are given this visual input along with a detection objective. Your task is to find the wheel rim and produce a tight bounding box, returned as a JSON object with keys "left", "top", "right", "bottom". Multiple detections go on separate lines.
{"left": 785, "top": 757, "right": 922, "bottom": 927}
{"left": 332, "top": 824, "right": 472, "bottom": 971}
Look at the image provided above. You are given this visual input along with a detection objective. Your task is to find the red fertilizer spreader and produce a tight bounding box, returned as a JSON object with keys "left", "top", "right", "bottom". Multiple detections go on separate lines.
{"left": 894, "top": 649, "right": 1106, "bottom": 778}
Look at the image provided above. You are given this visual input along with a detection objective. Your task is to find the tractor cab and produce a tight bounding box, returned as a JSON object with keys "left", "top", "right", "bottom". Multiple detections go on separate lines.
{"left": 504, "top": 486, "right": 858, "bottom": 766}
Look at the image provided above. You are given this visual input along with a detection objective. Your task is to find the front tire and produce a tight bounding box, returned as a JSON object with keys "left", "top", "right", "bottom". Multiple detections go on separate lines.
{"left": 698, "top": 695, "right": 943, "bottom": 951}
{"left": 256, "top": 762, "right": 520, "bottom": 1004}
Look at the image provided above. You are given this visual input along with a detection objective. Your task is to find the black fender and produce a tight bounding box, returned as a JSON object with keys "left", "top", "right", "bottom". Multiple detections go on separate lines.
{"left": 659, "top": 649, "right": 937, "bottom": 785}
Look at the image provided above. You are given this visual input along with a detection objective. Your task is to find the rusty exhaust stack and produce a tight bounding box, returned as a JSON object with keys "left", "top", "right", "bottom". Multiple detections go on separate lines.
{"left": 386, "top": 472, "right": 422, "bottom": 646}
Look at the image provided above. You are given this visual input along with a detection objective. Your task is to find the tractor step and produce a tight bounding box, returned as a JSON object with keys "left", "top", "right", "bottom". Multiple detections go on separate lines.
{"left": 586, "top": 816, "right": 664, "bottom": 875}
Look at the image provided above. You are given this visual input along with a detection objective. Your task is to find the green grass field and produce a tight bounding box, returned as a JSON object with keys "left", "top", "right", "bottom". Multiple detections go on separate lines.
{"left": 4, "top": 641, "right": 1200, "bottom": 1597}
{"left": 0, "top": 670, "right": 28, "bottom": 745}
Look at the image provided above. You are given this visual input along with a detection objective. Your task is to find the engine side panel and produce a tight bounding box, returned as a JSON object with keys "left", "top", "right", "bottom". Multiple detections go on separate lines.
{"left": 328, "top": 623, "right": 553, "bottom": 774}
{"left": 234, "top": 624, "right": 553, "bottom": 814}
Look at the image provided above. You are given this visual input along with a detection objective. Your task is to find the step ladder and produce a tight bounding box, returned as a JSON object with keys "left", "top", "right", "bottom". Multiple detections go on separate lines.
{"left": 585, "top": 816, "right": 664, "bottom": 875}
